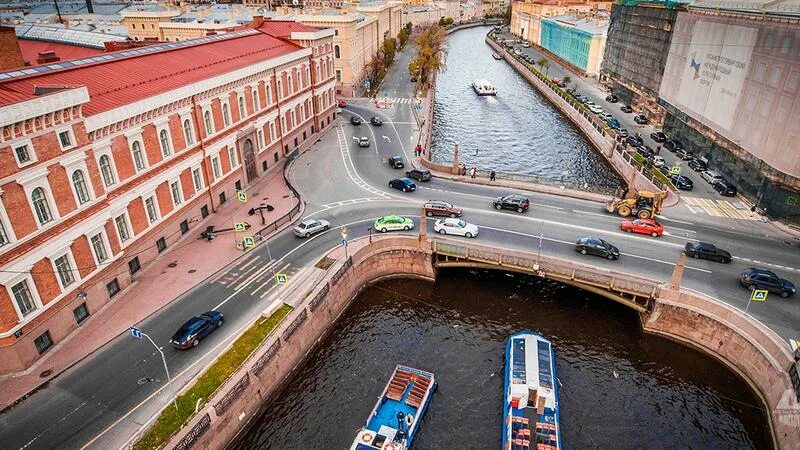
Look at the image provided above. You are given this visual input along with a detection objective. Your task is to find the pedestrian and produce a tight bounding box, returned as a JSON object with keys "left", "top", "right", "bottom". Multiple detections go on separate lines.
{"left": 655, "top": 145, "right": 661, "bottom": 155}
{"left": 415, "top": 144, "right": 421, "bottom": 156}
{"left": 470, "top": 167, "right": 477, "bottom": 179}
{"left": 461, "top": 164, "right": 467, "bottom": 176}
{"left": 490, "top": 170, "right": 496, "bottom": 181}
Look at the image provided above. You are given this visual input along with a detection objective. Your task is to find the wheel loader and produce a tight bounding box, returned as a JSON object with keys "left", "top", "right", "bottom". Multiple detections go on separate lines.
{"left": 605, "top": 191, "right": 665, "bottom": 219}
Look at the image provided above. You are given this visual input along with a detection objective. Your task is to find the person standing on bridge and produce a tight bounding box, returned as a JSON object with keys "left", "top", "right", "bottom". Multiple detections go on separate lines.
{"left": 470, "top": 167, "right": 477, "bottom": 179}
{"left": 490, "top": 170, "right": 496, "bottom": 181}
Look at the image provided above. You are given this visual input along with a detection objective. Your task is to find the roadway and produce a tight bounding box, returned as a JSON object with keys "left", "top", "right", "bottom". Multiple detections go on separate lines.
{"left": 0, "top": 35, "right": 798, "bottom": 450}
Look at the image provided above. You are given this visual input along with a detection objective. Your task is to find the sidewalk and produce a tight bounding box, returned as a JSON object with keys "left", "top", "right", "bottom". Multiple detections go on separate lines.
{"left": 0, "top": 163, "right": 301, "bottom": 410}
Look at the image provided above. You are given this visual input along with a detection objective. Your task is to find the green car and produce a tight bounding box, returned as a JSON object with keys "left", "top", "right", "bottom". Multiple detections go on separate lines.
{"left": 373, "top": 215, "right": 415, "bottom": 233}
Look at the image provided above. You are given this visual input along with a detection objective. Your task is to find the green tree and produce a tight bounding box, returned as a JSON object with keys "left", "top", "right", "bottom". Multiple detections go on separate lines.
{"left": 398, "top": 28, "right": 409, "bottom": 48}
{"left": 562, "top": 75, "right": 572, "bottom": 87}
{"left": 366, "top": 51, "right": 385, "bottom": 90}
{"left": 411, "top": 24, "right": 447, "bottom": 85}
{"left": 382, "top": 37, "right": 397, "bottom": 67}
{"left": 535, "top": 58, "right": 550, "bottom": 77}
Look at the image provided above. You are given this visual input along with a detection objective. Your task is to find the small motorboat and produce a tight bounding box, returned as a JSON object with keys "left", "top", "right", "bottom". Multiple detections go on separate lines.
{"left": 472, "top": 79, "right": 497, "bottom": 96}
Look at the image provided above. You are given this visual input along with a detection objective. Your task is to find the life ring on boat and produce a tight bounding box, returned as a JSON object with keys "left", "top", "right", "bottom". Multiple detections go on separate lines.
{"left": 384, "top": 443, "right": 397, "bottom": 450}
{"left": 405, "top": 413, "right": 414, "bottom": 427}
{"left": 361, "top": 432, "right": 372, "bottom": 443}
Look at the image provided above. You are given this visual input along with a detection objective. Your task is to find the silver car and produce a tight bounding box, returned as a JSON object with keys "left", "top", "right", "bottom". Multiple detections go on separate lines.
{"left": 293, "top": 219, "right": 330, "bottom": 238}
{"left": 358, "top": 137, "right": 370, "bottom": 147}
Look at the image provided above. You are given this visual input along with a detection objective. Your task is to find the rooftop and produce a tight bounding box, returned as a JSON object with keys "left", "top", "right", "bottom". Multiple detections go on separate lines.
{"left": 15, "top": 24, "right": 127, "bottom": 49}
{"left": 543, "top": 13, "right": 609, "bottom": 34}
{"left": 688, "top": 0, "right": 800, "bottom": 15}
{"left": 17, "top": 39, "right": 104, "bottom": 66}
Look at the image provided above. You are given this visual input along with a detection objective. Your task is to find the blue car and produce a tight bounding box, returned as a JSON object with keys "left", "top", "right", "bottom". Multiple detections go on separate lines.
{"left": 607, "top": 118, "right": 620, "bottom": 130}
{"left": 170, "top": 311, "right": 224, "bottom": 349}
{"left": 389, "top": 177, "right": 416, "bottom": 192}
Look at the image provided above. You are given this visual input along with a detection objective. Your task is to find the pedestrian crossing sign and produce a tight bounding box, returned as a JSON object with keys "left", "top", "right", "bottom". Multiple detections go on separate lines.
{"left": 751, "top": 289, "right": 768, "bottom": 302}
{"left": 237, "top": 191, "right": 248, "bottom": 203}
{"left": 275, "top": 273, "right": 288, "bottom": 284}
{"left": 242, "top": 235, "right": 255, "bottom": 249}
{"left": 669, "top": 166, "right": 681, "bottom": 175}
{"left": 234, "top": 222, "right": 249, "bottom": 232}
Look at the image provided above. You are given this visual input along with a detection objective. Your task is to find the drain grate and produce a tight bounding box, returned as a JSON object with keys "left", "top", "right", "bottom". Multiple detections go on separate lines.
{"left": 39, "top": 369, "right": 52, "bottom": 378}
{"left": 188, "top": 269, "right": 197, "bottom": 273}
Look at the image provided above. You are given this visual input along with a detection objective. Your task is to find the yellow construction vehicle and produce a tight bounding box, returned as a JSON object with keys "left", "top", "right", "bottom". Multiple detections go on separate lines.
{"left": 605, "top": 191, "right": 665, "bottom": 219}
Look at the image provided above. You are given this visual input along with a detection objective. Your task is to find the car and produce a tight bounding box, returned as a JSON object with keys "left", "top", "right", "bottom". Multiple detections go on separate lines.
{"left": 522, "top": 42, "right": 530, "bottom": 48}
{"left": 669, "top": 175, "right": 694, "bottom": 190}
{"left": 358, "top": 136, "right": 370, "bottom": 147}
{"left": 423, "top": 200, "right": 462, "bottom": 217}
{"left": 389, "top": 177, "right": 416, "bottom": 192}
{"left": 713, "top": 179, "right": 737, "bottom": 196}
{"left": 551, "top": 78, "right": 566, "bottom": 88}
{"left": 405, "top": 168, "right": 431, "bottom": 181}
{"left": 607, "top": 118, "right": 620, "bottom": 129}
{"left": 627, "top": 135, "right": 643, "bottom": 147}
{"left": 633, "top": 114, "right": 649, "bottom": 124}
{"left": 605, "top": 94, "right": 619, "bottom": 103}
{"left": 410, "top": 75, "right": 418, "bottom": 82}
{"left": 579, "top": 96, "right": 590, "bottom": 104}
{"left": 650, "top": 132, "right": 667, "bottom": 142}
{"left": 675, "top": 149, "right": 694, "bottom": 161}
{"left": 651, "top": 155, "right": 666, "bottom": 167}
{"left": 374, "top": 215, "right": 414, "bottom": 232}
{"left": 620, "top": 218, "right": 664, "bottom": 237}
{"left": 601, "top": 112, "right": 613, "bottom": 120}
{"left": 636, "top": 145, "right": 654, "bottom": 157}
{"left": 587, "top": 104, "right": 603, "bottom": 114}
{"left": 684, "top": 242, "right": 732, "bottom": 263}
{"left": 293, "top": 219, "right": 330, "bottom": 238}
{"left": 688, "top": 158, "right": 707, "bottom": 171}
{"left": 664, "top": 140, "right": 684, "bottom": 152}
{"left": 370, "top": 116, "right": 383, "bottom": 126}
{"left": 350, "top": 116, "right": 362, "bottom": 125}
{"left": 701, "top": 170, "right": 724, "bottom": 184}
{"left": 170, "top": 311, "right": 224, "bottom": 349}
{"left": 740, "top": 268, "right": 795, "bottom": 297}
{"left": 620, "top": 105, "right": 633, "bottom": 113}
{"left": 337, "top": 99, "right": 346, "bottom": 108}
{"left": 617, "top": 128, "right": 629, "bottom": 138}
{"left": 335, "top": 107, "right": 342, "bottom": 114}
{"left": 388, "top": 156, "right": 405, "bottom": 168}
{"left": 434, "top": 218, "right": 479, "bottom": 238}
{"left": 575, "top": 237, "right": 619, "bottom": 260}
{"left": 658, "top": 165, "right": 671, "bottom": 176}
{"left": 493, "top": 194, "right": 530, "bottom": 213}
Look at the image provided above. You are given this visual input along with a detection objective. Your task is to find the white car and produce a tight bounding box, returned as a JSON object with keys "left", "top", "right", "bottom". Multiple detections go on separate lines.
{"left": 651, "top": 156, "right": 666, "bottom": 167}
{"left": 701, "top": 170, "right": 724, "bottom": 184}
{"left": 293, "top": 219, "right": 330, "bottom": 238}
{"left": 433, "top": 218, "right": 479, "bottom": 238}
{"left": 587, "top": 104, "right": 603, "bottom": 114}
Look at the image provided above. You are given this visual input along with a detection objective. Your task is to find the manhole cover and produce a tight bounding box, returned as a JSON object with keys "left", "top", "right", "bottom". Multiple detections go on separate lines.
{"left": 188, "top": 269, "right": 197, "bottom": 273}
{"left": 283, "top": 194, "right": 290, "bottom": 198}
{"left": 168, "top": 262, "right": 178, "bottom": 268}
{"left": 315, "top": 256, "right": 335, "bottom": 270}
{"left": 39, "top": 369, "right": 52, "bottom": 378}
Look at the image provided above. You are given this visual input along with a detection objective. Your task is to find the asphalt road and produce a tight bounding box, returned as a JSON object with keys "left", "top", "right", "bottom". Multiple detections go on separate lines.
{"left": 0, "top": 36, "right": 798, "bottom": 450}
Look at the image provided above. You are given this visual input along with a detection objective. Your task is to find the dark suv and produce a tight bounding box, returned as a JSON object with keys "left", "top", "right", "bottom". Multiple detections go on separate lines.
{"left": 405, "top": 168, "right": 431, "bottom": 181}
{"left": 170, "top": 311, "right": 224, "bottom": 349}
{"left": 575, "top": 237, "right": 619, "bottom": 260}
{"left": 423, "top": 200, "right": 462, "bottom": 217}
{"left": 740, "top": 268, "right": 795, "bottom": 297}
{"left": 493, "top": 194, "right": 529, "bottom": 213}
{"left": 388, "top": 156, "right": 405, "bottom": 169}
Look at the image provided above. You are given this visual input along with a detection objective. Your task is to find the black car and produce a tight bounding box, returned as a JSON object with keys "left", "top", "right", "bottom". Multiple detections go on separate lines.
{"left": 627, "top": 135, "right": 643, "bottom": 147}
{"left": 605, "top": 94, "right": 619, "bottom": 103}
{"left": 388, "top": 156, "right": 405, "bottom": 168}
{"left": 636, "top": 145, "right": 654, "bottom": 157}
{"left": 350, "top": 116, "right": 362, "bottom": 125}
{"left": 684, "top": 242, "right": 731, "bottom": 263}
{"left": 576, "top": 237, "right": 619, "bottom": 260}
{"left": 713, "top": 180, "right": 737, "bottom": 196}
{"left": 633, "top": 114, "right": 649, "bottom": 124}
{"left": 389, "top": 177, "right": 416, "bottom": 192}
{"left": 650, "top": 132, "right": 667, "bottom": 142}
{"left": 688, "top": 158, "right": 707, "bottom": 171}
{"left": 620, "top": 105, "right": 633, "bottom": 113}
{"left": 664, "top": 140, "right": 684, "bottom": 152}
{"left": 669, "top": 175, "right": 694, "bottom": 190}
{"left": 170, "top": 311, "right": 224, "bottom": 349}
{"left": 740, "top": 268, "right": 795, "bottom": 297}
{"left": 405, "top": 168, "right": 431, "bottom": 181}
{"left": 493, "top": 194, "right": 529, "bottom": 213}
{"left": 370, "top": 116, "right": 383, "bottom": 126}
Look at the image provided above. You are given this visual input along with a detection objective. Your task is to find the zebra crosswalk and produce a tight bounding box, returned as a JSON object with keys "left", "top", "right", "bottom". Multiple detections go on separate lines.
{"left": 210, "top": 252, "right": 302, "bottom": 298}
{"left": 682, "top": 196, "right": 758, "bottom": 221}
{"left": 380, "top": 97, "right": 415, "bottom": 104}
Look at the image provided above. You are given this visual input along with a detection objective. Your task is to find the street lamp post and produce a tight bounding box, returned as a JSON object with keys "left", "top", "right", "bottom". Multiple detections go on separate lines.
{"left": 368, "top": 227, "right": 373, "bottom": 243}
{"left": 131, "top": 328, "right": 177, "bottom": 411}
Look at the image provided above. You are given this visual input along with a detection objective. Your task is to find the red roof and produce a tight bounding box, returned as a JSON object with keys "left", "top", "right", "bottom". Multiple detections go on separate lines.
{"left": 0, "top": 30, "right": 302, "bottom": 116}
{"left": 255, "top": 20, "right": 323, "bottom": 38}
{"left": 17, "top": 39, "right": 104, "bottom": 67}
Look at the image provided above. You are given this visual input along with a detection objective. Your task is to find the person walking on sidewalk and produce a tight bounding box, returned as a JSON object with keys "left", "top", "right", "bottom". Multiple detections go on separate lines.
{"left": 470, "top": 166, "right": 477, "bottom": 179}
{"left": 490, "top": 170, "right": 496, "bottom": 181}
{"left": 461, "top": 164, "right": 467, "bottom": 176}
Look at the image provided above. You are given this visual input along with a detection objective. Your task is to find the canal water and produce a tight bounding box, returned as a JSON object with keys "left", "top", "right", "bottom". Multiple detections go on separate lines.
{"left": 232, "top": 270, "right": 770, "bottom": 449}
{"left": 430, "top": 26, "right": 623, "bottom": 190}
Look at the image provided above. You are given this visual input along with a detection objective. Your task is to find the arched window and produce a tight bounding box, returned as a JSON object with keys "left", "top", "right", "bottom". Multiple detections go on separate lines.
{"left": 72, "top": 170, "right": 90, "bottom": 204}
{"left": 222, "top": 104, "right": 230, "bottom": 127}
{"left": 252, "top": 89, "right": 259, "bottom": 110}
{"left": 334, "top": 45, "right": 340, "bottom": 59}
{"left": 238, "top": 96, "right": 245, "bottom": 117}
{"left": 183, "top": 119, "right": 193, "bottom": 145}
{"left": 99, "top": 155, "right": 115, "bottom": 187}
{"left": 159, "top": 129, "right": 172, "bottom": 157}
{"left": 204, "top": 111, "right": 213, "bottom": 134}
{"left": 132, "top": 141, "right": 146, "bottom": 171}
{"left": 31, "top": 187, "right": 53, "bottom": 225}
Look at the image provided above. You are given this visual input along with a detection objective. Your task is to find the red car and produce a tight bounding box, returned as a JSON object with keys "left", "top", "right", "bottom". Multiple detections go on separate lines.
{"left": 337, "top": 99, "right": 346, "bottom": 108}
{"left": 620, "top": 218, "right": 664, "bottom": 237}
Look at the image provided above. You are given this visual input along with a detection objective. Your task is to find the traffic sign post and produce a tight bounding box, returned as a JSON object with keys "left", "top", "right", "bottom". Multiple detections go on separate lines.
{"left": 340, "top": 227, "right": 349, "bottom": 259}
{"left": 130, "top": 327, "right": 142, "bottom": 339}
{"left": 275, "top": 273, "right": 288, "bottom": 284}
{"left": 128, "top": 326, "right": 177, "bottom": 410}
{"left": 744, "top": 289, "right": 768, "bottom": 314}
{"left": 669, "top": 166, "right": 681, "bottom": 175}
{"left": 234, "top": 222, "right": 251, "bottom": 232}
{"left": 242, "top": 235, "right": 255, "bottom": 249}
{"left": 237, "top": 191, "right": 248, "bottom": 203}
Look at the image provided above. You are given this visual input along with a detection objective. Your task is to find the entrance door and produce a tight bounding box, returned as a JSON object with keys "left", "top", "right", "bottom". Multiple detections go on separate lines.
{"left": 242, "top": 138, "right": 257, "bottom": 183}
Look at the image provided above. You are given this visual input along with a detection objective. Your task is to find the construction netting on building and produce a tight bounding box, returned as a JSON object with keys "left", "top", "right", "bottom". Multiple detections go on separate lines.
{"left": 615, "top": 0, "right": 687, "bottom": 9}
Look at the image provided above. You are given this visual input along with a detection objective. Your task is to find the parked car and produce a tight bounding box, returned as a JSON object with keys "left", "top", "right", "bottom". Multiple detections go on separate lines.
{"left": 627, "top": 135, "right": 644, "bottom": 147}
{"left": 601, "top": 112, "right": 613, "bottom": 120}
{"left": 423, "top": 200, "right": 462, "bottom": 217}
{"left": 551, "top": 78, "right": 566, "bottom": 88}
{"left": 605, "top": 94, "right": 619, "bottom": 103}
{"left": 575, "top": 237, "right": 619, "bottom": 260}
{"left": 170, "top": 311, "right": 224, "bottom": 349}
{"left": 633, "top": 114, "right": 649, "bottom": 124}
{"left": 434, "top": 218, "right": 479, "bottom": 238}
{"left": 676, "top": 149, "right": 694, "bottom": 161}
{"left": 617, "top": 128, "right": 629, "bottom": 138}
{"left": 650, "top": 132, "right": 667, "bottom": 142}
{"left": 713, "top": 180, "right": 737, "bottom": 196}
{"left": 684, "top": 242, "right": 732, "bottom": 263}
{"left": 405, "top": 168, "right": 431, "bottom": 181}
{"left": 388, "top": 156, "right": 405, "bottom": 168}
{"left": 337, "top": 99, "right": 346, "bottom": 108}
{"left": 522, "top": 42, "right": 530, "bottom": 48}
{"left": 651, "top": 155, "right": 666, "bottom": 167}
{"left": 374, "top": 215, "right": 415, "bottom": 232}
{"left": 740, "top": 268, "right": 795, "bottom": 297}
{"left": 669, "top": 175, "right": 694, "bottom": 191}
{"left": 701, "top": 170, "right": 724, "bottom": 184}
{"left": 620, "top": 105, "right": 633, "bottom": 113}
{"left": 636, "top": 145, "right": 654, "bottom": 157}
{"left": 607, "top": 118, "right": 620, "bottom": 129}
{"left": 493, "top": 194, "right": 530, "bottom": 213}
{"left": 370, "top": 116, "right": 383, "bottom": 126}
{"left": 664, "top": 140, "right": 684, "bottom": 152}
{"left": 350, "top": 116, "right": 362, "bottom": 125}
{"left": 410, "top": 75, "right": 418, "bottom": 82}
{"left": 620, "top": 218, "right": 664, "bottom": 237}
{"left": 587, "top": 104, "right": 603, "bottom": 114}
{"left": 293, "top": 219, "right": 330, "bottom": 238}
{"left": 388, "top": 177, "right": 416, "bottom": 192}
{"left": 659, "top": 165, "right": 671, "bottom": 176}
{"left": 358, "top": 137, "right": 370, "bottom": 147}
{"left": 688, "top": 158, "right": 708, "bottom": 171}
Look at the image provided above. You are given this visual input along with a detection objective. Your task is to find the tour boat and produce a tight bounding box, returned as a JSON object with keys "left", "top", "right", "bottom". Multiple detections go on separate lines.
{"left": 350, "top": 365, "right": 436, "bottom": 450}
{"left": 492, "top": 52, "right": 503, "bottom": 60}
{"left": 502, "top": 331, "right": 561, "bottom": 450}
{"left": 472, "top": 79, "right": 497, "bottom": 96}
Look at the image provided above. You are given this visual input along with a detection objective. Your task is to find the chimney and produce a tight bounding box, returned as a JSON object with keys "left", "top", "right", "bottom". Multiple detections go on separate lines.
{"left": 252, "top": 15, "right": 264, "bottom": 28}
{"left": 37, "top": 51, "right": 60, "bottom": 64}
{"left": 0, "top": 26, "right": 25, "bottom": 71}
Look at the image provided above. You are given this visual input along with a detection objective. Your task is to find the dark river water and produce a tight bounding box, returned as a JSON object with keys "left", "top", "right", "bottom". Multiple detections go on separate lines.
{"left": 430, "top": 26, "right": 623, "bottom": 190}
{"left": 232, "top": 270, "right": 770, "bottom": 449}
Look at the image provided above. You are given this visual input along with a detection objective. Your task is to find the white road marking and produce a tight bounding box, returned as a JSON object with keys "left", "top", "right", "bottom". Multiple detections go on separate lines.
{"left": 657, "top": 215, "right": 694, "bottom": 225}
{"left": 382, "top": 135, "right": 391, "bottom": 142}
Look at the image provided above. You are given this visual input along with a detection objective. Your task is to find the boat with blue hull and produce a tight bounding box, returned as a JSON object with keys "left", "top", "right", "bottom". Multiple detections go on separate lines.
{"left": 350, "top": 365, "right": 436, "bottom": 450}
{"left": 503, "top": 331, "right": 561, "bottom": 450}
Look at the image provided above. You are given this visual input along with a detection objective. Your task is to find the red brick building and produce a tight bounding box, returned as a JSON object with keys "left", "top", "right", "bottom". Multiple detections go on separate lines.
{"left": 0, "top": 19, "right": 336, "bottom": 373}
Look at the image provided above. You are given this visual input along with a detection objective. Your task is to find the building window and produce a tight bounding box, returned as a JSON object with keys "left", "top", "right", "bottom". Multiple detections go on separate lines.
{"left": 170, "top": 180, "right": 183, "bottom": 205}
{"left": 144, "top": 196, "right": 158, "bottom": 224}
{"left": 277, "top": 80, "right": 282, "bottom": 99}
{"left": 192, "top": 168, "right": 203, "bottom": 191}
{"left": 13, "top": 143, "right": 33, "bottom": 166}
{"left": 212, "top": 156, "right": 221, "bottom": 180}
{"left": 58, "top": 129, "right": 73, "bottom": 149}
{"left": 99, "top": 155, "right": 116, "bottom": 187}
{"left": 204, "top": 111, "right": 214, "bottom": 135}
{"left": 201, "top": 204, "right": 209, "bottom": 218}
{"left": 132, "top": 141, "right": 146, "bottom": 172}
{"left": 73, "top": 303, "right": 89, "bottom": 324}
{"left": 269, "top": 122, "right": 276, "bottom": 142}
{"left": 222, "top": 103, "right": 231, "bottom": 127}
{"left": 252, "top": 89, "right": 260, "bottom": 110}
{"left": 129, "top": 256, "right": 141, "bottom": 274}
{"left": 235, "top": 180, "right": 242, "bottom": 191}
{"left": 159, "top": 129, "right": 172, "bottom": 157}
{"left": 90, "top": 232, "right": 109, "bottom": 263}
{"left": 238, "top": 96, "right": 245, "bottom": 117}
{"left": 228, "top": 147, "right": 237, "bottom": 168}
{"left": 335, "top": 70, "right": 342, "bottom": 83}
{"left": 115, "top": 214, "right": 131, "bottom": 242}
{"left": 156, "top": 237, "right": 167, "bottom": 253}
{"left": 265, "top": 84, "right": 271, "bottom": 105}
{"left": 31, "top": 187, "right": 54, "bottom": 225}
{"left": 334, "top": 45, "right": 340, "bottom": 58}
{"left": 257, "top": 129, "right": 264, "bottom": 149}
{"left": 54, "top": 254, "right": 75, "bottom": 288}
{"left": 11, "top": 279, "right": 37, "bottom": 317}
{"left": 180, "top": 219, "right": 189, "bottom": 234}
{"left": 72, "top": 170, "right": 91, "bottom": 205}
{"left": 106, "top": 278, "right": 120, "bottom": 297}
{"left": 0, "top": 221, "right": 10, "bottom": 247}
{"left": 183, "top": 119, "right": 194, "bottom": 145}
{"left": 34, "top": 331, "right": 53, "bottom": 354}
{"left": 274, "top": 152, "right": 279, "bottom": 163}
{"left": 219, "top": 192, "right": 226, "bottom": 204}
{"left": 262, "top": 160, "right": 268, "bottom": 172}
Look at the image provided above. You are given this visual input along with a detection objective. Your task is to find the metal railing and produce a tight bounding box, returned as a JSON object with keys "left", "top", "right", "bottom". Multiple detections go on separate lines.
{"left": 172, "top": 412, "right": 210, "bottom": 450}
{"left": 251, "top": 340, "right": 282, "bottom": 376}
{"left": 213, "top": 373, "right": 250, "bottom": 417}
{"left": 281, "top": 308, "right": 308, "bottom": 342}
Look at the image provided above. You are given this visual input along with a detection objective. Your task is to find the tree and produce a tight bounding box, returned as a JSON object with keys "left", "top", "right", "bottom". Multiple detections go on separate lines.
{"left": 382, "top": 38, "right": 397, "bottom": 67}
{"left": 366, "top": 51, "right": 385, "bottom": 91}
{"left": 535, "top": 58, "right": 550, "bottom": 77}
{"left": 398, "top": 28, "right": 409, "bottom": 49}
{"left": 563, "top": 75, "right": 572, "bottom": 87}
{"left": 411, "top": 24, "right": 448, "bottom": 85}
